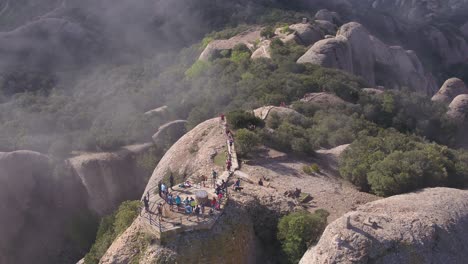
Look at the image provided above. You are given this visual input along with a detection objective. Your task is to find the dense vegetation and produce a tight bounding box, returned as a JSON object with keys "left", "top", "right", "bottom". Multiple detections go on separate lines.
{"left": 84, "top": 201, "right": 141, "bottom": 264}
{"left": 340, "top": 130, "right": 468, "bottom": 196}
{"left": 277, "top": 210, "right": 329, "bottom": 264}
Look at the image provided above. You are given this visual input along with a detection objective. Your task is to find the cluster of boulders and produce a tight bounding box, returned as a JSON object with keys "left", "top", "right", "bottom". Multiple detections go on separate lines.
{"left": 297, "top": 21, "right": 438, "bottom": 94}
{"left": 432, "top": 78, "right": 468, "bottom": 122}
{"left": 198, "top": 9, "right": 441, "bottom": 95}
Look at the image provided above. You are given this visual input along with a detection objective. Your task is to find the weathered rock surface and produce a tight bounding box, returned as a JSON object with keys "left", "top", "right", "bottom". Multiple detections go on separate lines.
{"left": 337, "top": 22, "right": 375, "bottom": 85}
{"left": 300, "top": 92, "right": 348, "bottom": 107}
{"left": 100, "top": 204, "right": 257, "bottom": 264}
{"left": 300, "top": 188, "right": 468, "bottom": 264}
{"left": 315, "top": 9, "right": 341, "bottom": 25}
{"left": 314, "top": 20, "right": 338, "bottom": 35}
{"left": 289, "top": 23, "right": 324, "bottom": 46}
{"left": 299, "top": 22, "right": 438, "bottom": 94}
{"left": 199, "top": 28, "right": 260, "bottom": 61}
{"left": 424, "top": 25, "right": 468, "bottom": 66}
{"left": 447, "top": 94, "right": 468, "bottom": 121}
{"left": 253, "top": 106, "right": 304, "bottom": 121}
{"left": 151, "top": 120, "right": 187, "bottom": 146}
{"left": 69, "top": 143, "right": 155, "bottom": 215}
{"left": 432, "top": 78, "right": 468, "bottom": 104}
{"left": 0, "top": 150, "right": 88, "bottom": 264}
{"left": 251, "top": 40, "right": 271, "bottom": 59}
{"left": 297, "top": 35, "right": 353, "bottom": 73}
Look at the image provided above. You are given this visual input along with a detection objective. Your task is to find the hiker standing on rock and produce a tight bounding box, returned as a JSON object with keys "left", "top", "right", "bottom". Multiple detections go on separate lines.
{"left": 158, "top": 181, "right": 162, "bottom": 198}
{"left": 143, "top": 193, "right": 150, "bottom": 213}
{"left": 157, "top": 203, "right": 163, "bottom": 221}
{"left": 169, "top": 173, "right": 174, "bottom": 190}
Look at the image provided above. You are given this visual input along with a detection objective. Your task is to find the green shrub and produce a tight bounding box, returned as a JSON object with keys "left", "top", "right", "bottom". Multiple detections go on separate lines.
{"left": 340, "top": 130, "right": 468, "bottom": 196}
{"left": 303, "top": 163, "right": 320, "bottom": 175}
{"left": 302, "top": 165, "right": 313, "bottom": 175}
{"left": 310, "top": 163, "right": 320, "bottom": 173}
{"left": 280, "top": 25, "right": 294, "bottom": 34}
{"left": 260, "top": 26, "right": 275, "bottom": 38}
{"left": 185, "top": 60, "right": 211, "bottom": 78}
{"left": 235, "top": 129, "right": 261, "bottom": 156}
{"left": 227, "top": 110, "right": 264, "bottom": 129}
{"left": 84, "top": 201, "right": 141, "bottom": 264}
{"left": 277, "top": 210, "right": 328, "bottom": 264}
{"left": 231, "top": 44, "right": 251, "bottom": 63}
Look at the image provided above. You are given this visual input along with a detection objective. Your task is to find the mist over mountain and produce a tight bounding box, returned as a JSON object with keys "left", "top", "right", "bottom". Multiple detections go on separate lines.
{"left": 1, "top": 1, "right": 468, "bottom": 263}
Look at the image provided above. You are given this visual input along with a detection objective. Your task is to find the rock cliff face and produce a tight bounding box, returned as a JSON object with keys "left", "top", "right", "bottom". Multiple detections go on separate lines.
{"left": 297, "top": 35, "right": 353, "bottom": 73}
{"left": 300, "top": 188, "right": 468, "bottom": 264}
{"left": 0, "top": 151, "right": 89, "bottom": 264}
{"left": 0, "top": 142, "right": 162, "bottom": 263}
{"left": 342, "top": 0, "right": 468, "bottom": 67}
{"left": 70, "top": 143, "right": 155, "bottom": 215}
{"left": 298, "top": 22, "right": 438, "bottom": 94}
{"left": 100, "top": 204, "right": 257, "bottom": 264}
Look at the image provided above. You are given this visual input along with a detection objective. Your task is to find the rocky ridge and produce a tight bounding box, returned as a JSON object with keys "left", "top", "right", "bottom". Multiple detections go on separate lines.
{"left": 300, "top": 187, "right": 468, "bottom": 264}
{"left": 298, "top": 22, "right": 438, "bottom": 94}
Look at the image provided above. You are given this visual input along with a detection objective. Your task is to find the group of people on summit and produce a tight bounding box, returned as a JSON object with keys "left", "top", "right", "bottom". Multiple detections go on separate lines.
{"left": 141, "top": 113, "right": 243, "bottom": 225}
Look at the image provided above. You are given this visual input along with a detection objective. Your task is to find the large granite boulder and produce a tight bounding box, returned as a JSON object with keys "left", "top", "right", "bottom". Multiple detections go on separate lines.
{"left": 199, "top": 28, "right": 260, "bottom": 61}
{"left": 447, "top": 94, "right": 468, "bottom": 121}
{"left": 299, "top": 22, "right": 438, "bottom": 94}
{"left": 300, "top": 188, "right": 468, "bottom": 264}
{"left": 432, "top": 78, "right": 468, "bottom": 104}
{"left": 297, "top": 35, "right": 353, "bottom": 73}
{"left": 314, "top": 9, "right": 342, "bottom": 25}
{"left": 337, "top": 22, "right": 375, "bottom": 85}
{"left": 289, "top": 23, "right": 324, "bottom": 46}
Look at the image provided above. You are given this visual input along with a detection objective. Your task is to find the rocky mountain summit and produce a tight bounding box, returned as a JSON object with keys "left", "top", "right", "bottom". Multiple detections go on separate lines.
{"left": 300, "top": 188, "right": 468, "bottom": 264}
{"left": 298, "top": 21, "right": 438, "bottom": 94}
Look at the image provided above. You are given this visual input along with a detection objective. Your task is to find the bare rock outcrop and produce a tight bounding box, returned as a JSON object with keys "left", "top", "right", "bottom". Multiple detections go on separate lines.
{"left": 314, "top": 20, "right": 338, "bottom": 35}
{"left": 447, "top": 94, "right": 468, "bottom": 121}
{"left": 69, "top": 143, "right": 155, "bottom": 215}
{"left": 151, "top": 120, "right": 187, "bottom": 146}
{"left": 300, "top": 92, "right": 348, "bottom": 107}
{"left": 251, "top": 40, "right": 271, "bottom": 59}
{"left": 432, "top": 78, "right": 468, "bottom": 104}
{"left": 337, "top": 22, "right": 375, "bottom": 85}
{"left": 144, "top": 118, "right": 225, "bottom": 195}
{"left": 300, "top": 188, "right": 468, "bottom": 264}
{"left": 424, "top": 25, "right": 468, "bottom": 66}
{"left": 315, "top": 9, "right": 342, "bottom": 24}
{"left": 297, "top": 35, "right": 353, "bottom": 73}
{"left": 0, "top": 151, "right": 88, "bottom": 264}
{"left": 253, "top": 106, "right": 304, "bottom": 121}
{"left": 299, "top": 22, "right": 438, "bottom": 94}
{"left": 289, "top": 23, "right": 324, "bottom": 46}
{"left": 199, "top": 28, "right": 260, "bottom": 61}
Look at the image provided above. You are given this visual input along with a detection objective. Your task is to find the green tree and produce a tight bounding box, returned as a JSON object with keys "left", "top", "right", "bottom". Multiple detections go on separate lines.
{"left": 235, "top": 128, "right": 260, "bottom": 156}
{"left": 260, "top": 26, "right": 275, "bottom": 38}
{"left": 277, "top": 210, "right": 329, "bottom": 264}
